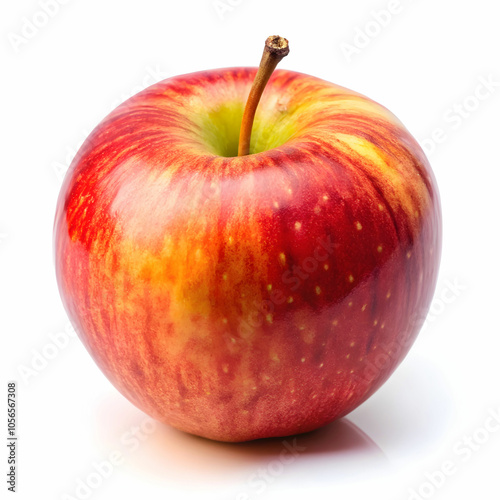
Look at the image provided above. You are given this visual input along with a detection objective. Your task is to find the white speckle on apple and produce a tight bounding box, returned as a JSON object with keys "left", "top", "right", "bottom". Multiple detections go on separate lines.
{"left": 301, "top": 357, "right": 306, "bottom": 362}
{"left": 315, "top": 285, "right": 321, "bottom": 295}
{"left": 377, "top": 245, "right": 383, "bottom": 252}
{"left": 373, "top": 320, "right": 378, "bottom": 326}
{"left": 294, "top": 221, "right": 302, "bottom": 230}
{"left": 323, "top": 263, "right": 329, "bottom": 270}
{"left": 348, "top": 274, "right": 354, "bottom": 283}
{"left": 356, "top": 221, "right": 363, "bottom": 230}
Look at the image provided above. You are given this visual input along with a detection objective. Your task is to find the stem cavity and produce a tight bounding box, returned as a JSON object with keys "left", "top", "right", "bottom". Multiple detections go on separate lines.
{"left": 237, "top": 35, "right": 289, "bottom": 156}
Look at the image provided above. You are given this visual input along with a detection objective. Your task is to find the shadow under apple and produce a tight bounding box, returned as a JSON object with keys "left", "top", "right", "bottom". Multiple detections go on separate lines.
{"left": 93, "top": 393, "right": 390, "bottom": 490}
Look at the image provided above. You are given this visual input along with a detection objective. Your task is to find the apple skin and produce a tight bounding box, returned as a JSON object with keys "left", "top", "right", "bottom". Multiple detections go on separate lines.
{"left": 54, "top": 67, "right": 441, "bottom": 442}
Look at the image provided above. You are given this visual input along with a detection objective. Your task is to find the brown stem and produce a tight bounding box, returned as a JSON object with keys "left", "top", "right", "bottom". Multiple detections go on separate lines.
{"left": 237, "top": 36, "right": 289, "bottom": 156}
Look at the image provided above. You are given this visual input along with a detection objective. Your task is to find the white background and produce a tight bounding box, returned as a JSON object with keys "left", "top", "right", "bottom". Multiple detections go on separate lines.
{"left": 2, "top": 0, "right": 499, "bottom": 499}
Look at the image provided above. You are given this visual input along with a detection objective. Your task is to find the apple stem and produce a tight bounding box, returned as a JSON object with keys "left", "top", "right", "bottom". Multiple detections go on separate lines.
{"left": 237, "top": 36, "right": 290, "bottom": 156}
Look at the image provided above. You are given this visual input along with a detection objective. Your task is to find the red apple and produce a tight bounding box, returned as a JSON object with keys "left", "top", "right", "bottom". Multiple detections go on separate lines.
{"left": 54, "top": 40, "right": 441, "bottom": 442}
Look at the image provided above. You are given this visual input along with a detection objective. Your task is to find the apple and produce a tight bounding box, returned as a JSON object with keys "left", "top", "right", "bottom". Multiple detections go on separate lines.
{"left": 54, "top": 36, "right": 441, "bottom": 442}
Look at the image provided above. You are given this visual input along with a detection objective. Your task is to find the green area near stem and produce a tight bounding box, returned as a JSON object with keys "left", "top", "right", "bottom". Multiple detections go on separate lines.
{"left": 197, "top": 101, "right": 295, "bottom": 157}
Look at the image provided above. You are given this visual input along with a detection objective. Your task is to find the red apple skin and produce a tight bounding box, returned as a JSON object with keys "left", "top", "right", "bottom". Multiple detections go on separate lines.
{"left": 54, "top": 68, "right": 441, "bottom": 442}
